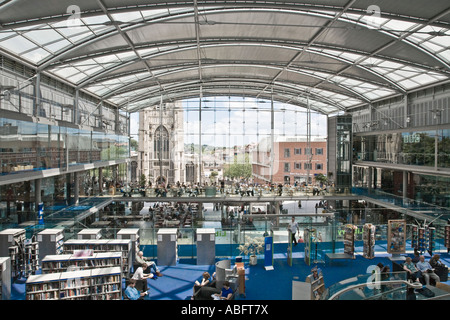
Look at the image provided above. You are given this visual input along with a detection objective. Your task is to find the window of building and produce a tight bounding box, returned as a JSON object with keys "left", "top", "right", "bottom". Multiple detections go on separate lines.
{"left": 284, "top": 148, "right": 290, "bottom": 157}
{"left": 154, "top": 125, "right": 169, "bottom": 159}
{"left": 284, "top": 162, "right": 290, "bottom": 172}
{"left": 305, "top": 148, "right": 313, "bottom": 155}
{"left": 294, "top": 148, "right": 301, "bottom": 155}
{"left": 304, "top": 163, "right": 312, "bottom": 170}
{"left": 295, "top": 162, "right": 301, "bottom": 169}
{"left": 315, "top": 163, "right": 323, "bottom": 170}
{"left": 315, "top": 148, "right": 323, "bottom": 155}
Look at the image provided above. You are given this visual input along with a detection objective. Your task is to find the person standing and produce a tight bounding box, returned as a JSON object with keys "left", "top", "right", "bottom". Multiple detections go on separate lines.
{"left": 288, "top": 217, "right": 299, "bottom": 246}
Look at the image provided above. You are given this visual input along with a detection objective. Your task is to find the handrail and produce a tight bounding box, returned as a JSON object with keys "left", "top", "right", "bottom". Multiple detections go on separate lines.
{"left": 328, "top": 280, "right": 421, "bottom": 300}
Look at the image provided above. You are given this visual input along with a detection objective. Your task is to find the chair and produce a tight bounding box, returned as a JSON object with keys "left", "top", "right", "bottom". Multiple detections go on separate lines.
{"left": 434, "top": 266, "right": 449, "bottom": 282}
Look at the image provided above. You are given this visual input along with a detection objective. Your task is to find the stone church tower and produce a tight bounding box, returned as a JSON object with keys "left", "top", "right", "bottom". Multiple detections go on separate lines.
{"left": 138, "top": 101, "right": 184, "bottom": 185}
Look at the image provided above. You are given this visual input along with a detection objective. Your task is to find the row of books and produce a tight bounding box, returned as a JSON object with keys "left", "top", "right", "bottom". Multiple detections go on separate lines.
{"left": 26, "top": 267, "right": 122, "bottom": 300}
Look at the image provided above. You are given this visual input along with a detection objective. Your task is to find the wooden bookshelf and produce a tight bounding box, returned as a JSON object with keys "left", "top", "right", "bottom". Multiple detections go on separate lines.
{"left": 26, "top": 267, "right": 122, "bottom": 300}
{"left": 305, "top": 270, "right": 325, "bottom": 300}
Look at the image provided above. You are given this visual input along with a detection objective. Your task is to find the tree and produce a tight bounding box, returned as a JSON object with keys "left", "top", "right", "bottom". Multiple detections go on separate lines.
{"left": 224, "top": 154, "right": 252, "bottom": 180}
{"left": 130, "top": 139, "right": 138, "bottom": 151}
{"left": 314, "top": 173, "right": 328, "bottom": 186}
{"left": 209, "top": 171, "right": 219, "bottom": 183}
{"left": 139, "top": 174, "right": 146, "bottom": 187}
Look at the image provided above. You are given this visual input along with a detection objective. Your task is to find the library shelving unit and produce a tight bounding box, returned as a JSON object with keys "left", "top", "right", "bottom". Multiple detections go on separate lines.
{"left": 90, "top": 267, "right": 122, "bottom": 300}
{"left": 387, "top": 220, "right": 406, "bottom": 256}
{"left": 26, "top": 273, "right": 61, "bottom": 300}
{"left": 0, "top": 257, "right": 11, "bottom": 300}
{"left": 37, "top": 229, "right": 64, "bottom": 265}
{"left": 117, "top": 228, "right": 140, "bottom": 263}
{"left": 77, "top": 229, "right": 102, "bottom": 240}
{"left": 59, "top": 269, "right": 92, "bottom": 300}
{"left": 343, "top": 224, "right": 356, "bottom": 258}
{"left": 41, "top": 252, "right": 122, "bottom": 274}
{"left": 362, "top": 223, "right": 376, "bottom": 259}
{"left": 63, "top": 239, "right": 132, "bottom": 277}
{"left": 292, "top": 268, "right": 325, "bottom": 300}
{"left": 0, "top": 229, "right": 26, "bottom": 278}
{"left": 445, "top": 224, "right": 450, "bottom": 253}
{"left": 305, "top": 269, "right": 325, "bottom": 300}
{"left": 26, "top": 267, "right": 122, "bottom": 300}
{"left": 24, "top": 239, "right": 39, "bottom": 277}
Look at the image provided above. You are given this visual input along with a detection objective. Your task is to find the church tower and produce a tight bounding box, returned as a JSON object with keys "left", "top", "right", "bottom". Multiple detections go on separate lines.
{"left": 138, "top": 101, "right": 184, "bottom": 185}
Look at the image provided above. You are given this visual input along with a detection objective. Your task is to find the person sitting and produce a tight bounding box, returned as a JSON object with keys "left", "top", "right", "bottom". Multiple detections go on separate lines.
{"left": 213, "top": 281, "right": 233, "bottom": 300}
{"left": 124, "top": 279, "right": 148, "bottom": 300}
{"left": 192, "top": 272, "right": 212, "bottom": 297}
{"left": 416, "top": 255, "right": 440, "bottom": 286}
{"left": 135, "top": 251, "right": 163, "bottom": 277}
{"left": 403, "top": 256, "right": 422, "bottom": 283}
{"left": 132, "top": 262, "right": 155, "bottom": 292}
{"left": 429, "top": 254, "right": 449, "bottom": 281}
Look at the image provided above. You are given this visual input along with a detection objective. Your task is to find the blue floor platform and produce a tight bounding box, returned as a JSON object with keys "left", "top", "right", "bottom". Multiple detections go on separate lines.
{"left": 10, "top": 247, "right": 450, "bottom": 301}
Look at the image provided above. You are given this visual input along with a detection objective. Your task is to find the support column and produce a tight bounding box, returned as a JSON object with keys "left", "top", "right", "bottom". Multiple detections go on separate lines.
{"left": 34, "top": 179, "right": 42, "bottom": 209}
{"left": 403, "top": 171, "right": 408, "bottom": 199}
{"left": 33, "top": 73, "right": 41, "bottom": 117}
{"left": 98, "top": 168, "right": 103, "bottom": 194}
{"left": 73, "top": 89, "right": 79, "bottom": 124}
{"left": 73, "top": 172, "right": 79, "bottom": 205}
{"left": 367, "top": 167, "right": 372, "bottom": 190}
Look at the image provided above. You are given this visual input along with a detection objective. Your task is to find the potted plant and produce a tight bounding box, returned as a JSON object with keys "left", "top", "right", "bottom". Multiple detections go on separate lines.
{"left": 237, "top": 235, "right": 264, "bottom": 265}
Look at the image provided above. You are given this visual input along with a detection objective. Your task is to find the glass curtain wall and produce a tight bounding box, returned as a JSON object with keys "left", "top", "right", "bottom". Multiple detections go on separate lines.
{"left": 0, "top": 117, "right": 129, "bottom": 175}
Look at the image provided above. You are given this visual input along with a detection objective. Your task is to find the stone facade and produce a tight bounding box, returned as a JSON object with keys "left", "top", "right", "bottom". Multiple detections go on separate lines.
{"left": 138, "top": 101, "right": 185, "bottom": 185}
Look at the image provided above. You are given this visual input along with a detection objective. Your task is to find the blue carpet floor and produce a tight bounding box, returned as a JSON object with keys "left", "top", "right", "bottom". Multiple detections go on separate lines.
{"left": 143, "top": 249, "right": 450, "bottom": 300}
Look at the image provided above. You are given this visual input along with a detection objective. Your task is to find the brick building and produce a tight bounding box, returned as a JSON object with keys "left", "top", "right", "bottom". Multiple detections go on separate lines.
{"left": 252, "top": 136, "right": 327, "bottom": 185}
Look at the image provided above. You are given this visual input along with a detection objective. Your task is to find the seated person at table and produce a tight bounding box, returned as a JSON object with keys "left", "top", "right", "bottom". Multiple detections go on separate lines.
{"left": 213, "top": 281, "right": 233, "bottom": 300}
{"left": 416, "top": 255, "right": 440, "bottom": 286}
{"left": 135, "top": 251, "right": 163, "bottom": 277}
{"left": 124, "top": 279, "right": 148, "bottom": 300}
{"left": 403, "top": 257, "right": 422, "bottom": 282}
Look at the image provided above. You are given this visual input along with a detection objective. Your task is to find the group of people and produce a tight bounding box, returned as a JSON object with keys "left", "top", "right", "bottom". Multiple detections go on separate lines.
{"left": 126, "top": 178, "right": 329, "bottom": 198}
{"left": 124, "top": 253, "right": 234, "bottom": 300}
{"left": 402, "top": 253, "right": 447, "bottom": 287}
{"left": 192, "top": 272, "right": 234, "bottom": 300}
{"left": 124, "top": 251, "right": 164, "bottom": 300}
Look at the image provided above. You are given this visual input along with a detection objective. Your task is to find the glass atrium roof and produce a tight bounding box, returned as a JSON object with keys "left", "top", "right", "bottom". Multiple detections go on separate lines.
{"left": 0, "top": 0, "right": 449, "bottom": 114}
